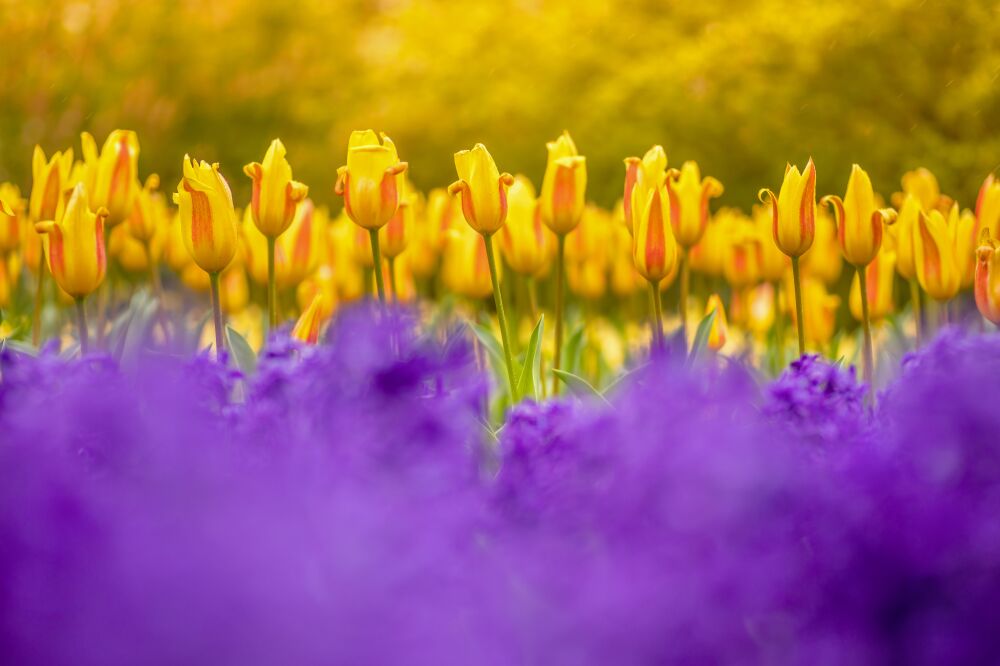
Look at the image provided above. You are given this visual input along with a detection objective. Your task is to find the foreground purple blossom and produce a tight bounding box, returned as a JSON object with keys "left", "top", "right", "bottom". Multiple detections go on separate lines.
{"left": 1, "top": 308, "right": 999, "bottom": 665}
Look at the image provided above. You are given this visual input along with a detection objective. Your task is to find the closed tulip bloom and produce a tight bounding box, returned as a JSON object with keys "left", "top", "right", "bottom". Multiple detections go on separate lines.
{"left": 723, "top": 234, "right": 762, "bottom": 290}
{"left": 108, "top": 224, "right": 151, "bottom": 274}
{"left": 623, "top": 145, "right": 667, "bottom": 236}
{"left": 380, "top": 188, "right": 413, "bottom": 259}
{"left": 30, "top": 146, "right": 74, "bottom": 223}
{"left": 500, "top": 176, "right": 552, "bottom": 276}
{"left": 975, "top": 173, "right": 1000, "bottom": 240}
{"left": 173, "top": 156, "right": 239, "bottom": 274}
{"left": 758, "top": 158, "right": 816, "bottom": 258}
{"left": 86, "top": 130, "right": 140, "bottom": 226}
{"left": 800, "top": 278, "right": 840, "bottom": 347}
{"left": 334, "top": 130, "right": 407, "bottom": 230}
{"left": 800, "top": 208, "right": 842, "bottom": 286}
{"left": 291, "top": 294, "right": 327, "bottom": 345}
{"left": 900, "top": 167, "right": 941, "bottom": 211}
{"left": 955, "top": 208, "right": 979, "bottom": 288}
{"left": 914, "top": 205, "right": 962, "bottom": 302}
{"left": 127, "top": 174, "right": 164, "bottom": 244}
{"left": 751, "top": 203, "right": 789, "bottom": 282}
{"left": 447, "top": 144, "right": 514, "bottom": 236}
{"left": 689, "top": 211, "right": 731, "bottom": 278}
{"left": 704, "top": 294, "right": 728, "bottom": 352}
{"left": 975, "top": 230, "right": 1000, "bottom": 326}
{"left": 245, "top": 201, "right": 326, "bottom": 288}
{"left": 631, "top": 161, "right": 677, "bottom": 283}
{"left": 822, "top": 164, "right": 896, "bottom": 267}
{"left": 34, "top": 183, "right": 108, "bottom": 298}
{"left": 441, "top": 225, "right": 494, "bottom": 300}
{"left": 888, "top": 194, "right": 920, "bottom": 281}
{"left": 243, "top": 138, "right": 309, "bottom": 238}
{"left": 540, "top": 131, "right": 587, "bottom": 235}
{"left": 0, "top": 184, "right": 23, "bottom": 254}
{"left": 850, "top": 249, "right": 896, "bottom": 322}
{"left": 666, "top": 161, "right": 723, "bottom": 248}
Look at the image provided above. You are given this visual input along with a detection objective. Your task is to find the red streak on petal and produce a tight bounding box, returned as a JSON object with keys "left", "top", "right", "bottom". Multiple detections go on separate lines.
{"left": 108, "top": 136, "right": 131, "bottom": 202}
{"left": 185, "top": 182, "right": 214, "bottom": 251}
{"left": 49, "top": 224, "right": 65, "bottom": 282}
{"left": 645, "top": 191, "right": 665, "bottom": 276}
{"left": 552, "top": 166, "right": 575, "bottom": 219}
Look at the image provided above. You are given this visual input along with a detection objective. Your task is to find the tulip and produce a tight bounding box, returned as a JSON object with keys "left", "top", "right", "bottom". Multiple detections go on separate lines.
{"left": 244, "top": 139, "right": 309, "bottom": 328}
{"left": 449, "top": 143, "right": 517, "bottom": 398}
{"left": 821, "top": 164, "right": 895, "bottom": 394}
{"left": 954, "top": 208, "right": 978, "bottom": 289}
{"left": 704, "top": 294, "right": 728, "bottom": 352}
{"left": 900, "top": 167, "right": 941, "bottom": 211}
{"left": 976, "top": 174, "right": 1000, "bottom": 241}
{"left": 291, "top": 294, "right": 327, "bottom": 345}
{"left": 914, "top": 205, "right": 962, "bottom": 305}
{"left": 974, "top": 230, "right": 1000, "bottom": 327}
{"left": 410, "top": 188, "right": 455, "bottom": 278}
{"left": 886, "top": 193, "right": 923, "bottom": 341}
{"left": 758, "top": 158, "right": 816, "bottom": 356}
{"left": 500, "top": 176, "right": 552, "bottom": 278}
{"left": 82, "top": 130, "right": 140, "bottom": 226}
{"left": 244, "top": 200, "right": 325, "bottom": 292}
{"left": 34, "top": 183, "right": 108, "bottom": 353}
{"left": 800, "top": 207, "right": 842, "bottom": 286}
{"left": 334, "top": 130, "right": 407, "bottom": 304}
{"left": 0, "top": 183, "right": 23, "bottom": 255}
{"left": 29, "top": 146, "right": 75, "bottom": 345}
{"left": 441, "top": 225, "right": 494, "bottom": 300}
{"left": 850, "top": 249, "right": 896, "bottom": 323}
{"left": 379, "top": 192, "right": 413, "bottom": 300}
{"left": 800, "top": 277, "right": 840, "bottom": 349}
{"left": 173, "top": 156, "right": 239, "bottom": 353}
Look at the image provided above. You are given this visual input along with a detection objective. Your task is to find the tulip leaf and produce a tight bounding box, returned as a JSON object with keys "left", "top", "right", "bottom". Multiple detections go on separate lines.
{"left": 469, "top": 321, "right": 508, "bottom": 396}
{"left": 226, "top": 325, "right": 257, "bottom": 376}
{"left": 119, "top": 294, "right": 158, "bottom": 368}
{"left": 515, "top": 314, "right": 544, "bottom": 401}
{"left": 564, "top": 325, "right": 585, "bottom": 376}
{"left": 688, "top": 309, "right": 717, "bottom": 364}
{"left": 553, "top": 369, "right": 610, "bottom": 405}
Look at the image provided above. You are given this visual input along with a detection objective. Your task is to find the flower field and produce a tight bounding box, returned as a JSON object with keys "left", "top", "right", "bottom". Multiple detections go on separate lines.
{"left": 2, "top": 1, "right": 1000, "bottom": 663}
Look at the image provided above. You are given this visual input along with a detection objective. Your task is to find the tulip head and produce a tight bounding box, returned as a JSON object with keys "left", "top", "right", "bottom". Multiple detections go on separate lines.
{"left": 899, "top": 167, "right": 941, "bottom": 211}
{"left": 849, "top": 249, "right": 896, "bottom": 322}
{"left": 29, "top": 146, "right": 74, "bottom": 223}
{"left": 758, "top": 158, "right": 816, "bottom": 258}
{"left": 335, "top": 130, "right": 407, "bottom": 230}
{"left": 623, "top": 145, "right": 667, "bottom": 235}
{"left": 666, "top": 160, "right": 723, "bottom": 249}
{"left": 914, "top": 205, "right": 961, "bottom": 302}
{"left": 704, "top": 294, "right": 728, "bottom": 352}
{"left": 631, "top": 177, "right": 677, "bottom": 284}
{"left": 172, "top": 156, "right": 239, "bottom": 274}
{"left": 34, "top": 183, "right": 108, "bottom": 298}
{"left": 975, "top": 173, "right": 1000, "bottom": 240}
{"left": 0, "top": 183, "right": 23, "bottom": 254}
{"left": 500, "top": 176, "right": 552, "bottom": 277}
{"left": 243, "top": 139, "right": 309, "bottom": 238}
{"left": 751, "top": 202, "right": 790, "bottom": 282}
{"left": 441, "top": 224, "right": 494, "bottom": 300}
{"left": 955, "top": 208, "right": 979, "bottom": 289}
{"left": 822, "top": 164, "right": 895, "bottom": 267}
{"left": 887, "top": 193, "right": 920, "bottom": 281}
{"left": 448, "top": 144, "right": 514, "bottom": 236}
{"left": 291, "top": 294, "right": 327, "bottom": 345}
{"left": 89, "top": 130, "right": 140, "bottom": 226}
{"left": 540, "top": 131, "right": 587, "bottom": 235}
{"left": 975, "top": 229, "right": 1000, "bottom": 327}
{"left": 127, "top": 174, "right": 165, "bottom": 244}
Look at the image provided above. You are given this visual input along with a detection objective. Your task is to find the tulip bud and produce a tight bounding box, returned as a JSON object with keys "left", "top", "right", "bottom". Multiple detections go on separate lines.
{"left": 976, "top": 173, "right": 1000, "bottom": 241}
{"left": 900, "top": 167, "right": 941, "bottom": 211}
{"left": 630, "top": 147, "right": 677, "bottom": 282}
{"left": 334, "top": 130, "right": 407, "bottom": 230}
{"left": 821, "top": 164, "right": 895, "bottom": 267}
{"left": 499, "top": 176, "right": 552, "bottom": 276}
{"left": 447, "top": 144, "right": 514, "bottom": 236}
{"left": 87, "top": 130, "right": 140, "bottom": 226}
{"left": 127, "top": 174, "right": 164, "bottom": 244}
{"left": 291, "top": 294, "right": 327, "bottom": 345}
{"left": 887, "top": 194, "right": 920, "bottom": 281}
{"left": 540, "top": 131, "right": 587, "bottom": 235}
{"left": 0, "top": 183, "right": 23, "bottom": 254}
{"left": 974, "top": 229, "right": 1000, "bottom": 326}
{"left": 849, "top": 249, "right": 896, "bottom": 322}
{"left": 666, "top": 161, "right": 723, "bottom": 249}
{"left": 243, "top": 138, "right": 309, "bottom": 238}
{"left": 623, "top": 146, "right": 666, "bottom": 236}
{"left": 30, "top": 146, "right": 74, "bottom": 223}
{"left": 441, "top": 225, "right": 494, "bottom": 300}
{"left": 758, "top": 158, "right": 816, "bottom": 258}
{"left": 914, "top": 205, "right": 962, "bottom": 302}
{"left": 380, "top": 195, "right": 412, "bottom": 259}
{"left": 704, "top": 293, "right": 728, "bottom": 352}
{"left": 34, "top": 183, "right": 108, "bottom": 298}
{"left": 172, "top": 156, "right": 239, "bottom": 274}
{"left": 954, "top": 208, "right": 979, "bottom": 289}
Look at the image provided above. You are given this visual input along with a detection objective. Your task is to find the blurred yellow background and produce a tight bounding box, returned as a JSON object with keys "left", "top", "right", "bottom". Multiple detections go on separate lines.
{"left": 1, "top": 0, "right": 998, "bottom": 209}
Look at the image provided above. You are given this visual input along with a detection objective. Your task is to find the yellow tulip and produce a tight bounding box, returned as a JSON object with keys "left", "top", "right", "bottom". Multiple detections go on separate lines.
{"left": 334, "top": 130, "right": 407, "bottom": 230}
{"left": 499, "top": 176, "right": 552, "bottom": 276}
{"left": 30, "top": 145, "right": 74, "bottom": 223}
{"left": 447, "top": 144, "right": 514, "bottom": 236}
{"left": 747, "top": 283, "right": 776, "bottom": 338}
{"left": 976, "top": 174, "right": 1000, "bottom": 240}
{"left": 220, "top": 261, "right": 249, "bottom": 315}
{"left": 758, "top": 158, "right": 816, "bottom": 258}
{"left": 540, "top": 131, "right": 587, "bottom": 235}
{"left": 623, "top": 146, "right": 667, "bottom": 235}
{"left": 800, "top": 207, "right": 842, "bottom": 286}
{"left": 441, "top": 225, "right": 494, "bottom": 300}
{"left": 751, "top": 202, "right": 789, "bottom": 282}
{"left": 82, "top": 130, "right": 140, "bottom": 226}
{"left": 380, "top": 182, "right": 414, "bottom": 259}
{"left": 723, "top": 232, "right": 761, "bottom": 290}
{"left": 914, "top": 205, "right": 962, "bottom": 302}
{"left": 126, "top": 174, "right": 165, "bottom": 244}
{"left": 34, "top": 183, "right": 108, "bottom": 298}
{"left": 899, "top": 167, "right": 941, "bottom": 211}
{"left": 665, "top": 161, "right": 723, "bottom": 249}
{"left": 172, "top": 155, "right": 239, "bottom": 274}
{"left": 410, "top": 188, "right": 457, "bottom": 277}
{"left": 108, "top": 223, "right": 151, "bottom": 274}
{"left": 955, "top": 208, "right": 979, "bottom": 289}
{"left": 631, "top": 147, "right": 677, "bottom": 283}
{"left": 245, "top": 200, "right": 326, "bottom": 289}
{"left": 822, "top": 164, "right": 895, "bottom": 267}
{"left": 799, "top": 277, "right": 840, "bottom": 348}
{"left": 0, "top": 183, "right": 23, "bottom": 254}
{"left": 243, "top": 138, "right": 309, "bottom": 238}
{"left": 887, "top": 193, "right": 920, "bottom": 281}
{"left": 849, "top": 249, "right": 896, "bottom": 322}
{"left": 689, "top": 210, "right": 731, "bottom": 278}
{"left": 291, "top": 294, "right": 327, "bottom": 345}
{"left": 704, "top": 294, "right": 728, "bottom": 352}
{"left": 975, "top": 230, "right": 1000, "bottom": 327}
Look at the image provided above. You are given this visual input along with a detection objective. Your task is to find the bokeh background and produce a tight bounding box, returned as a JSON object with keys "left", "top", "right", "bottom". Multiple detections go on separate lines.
{"left": 1, "top": 0, "right": 998, "bottom": 209}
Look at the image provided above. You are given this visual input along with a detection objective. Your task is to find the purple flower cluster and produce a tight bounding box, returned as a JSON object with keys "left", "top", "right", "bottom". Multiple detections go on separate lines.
{"left": 2, "top": 309, "right": 999, "bottom": 665}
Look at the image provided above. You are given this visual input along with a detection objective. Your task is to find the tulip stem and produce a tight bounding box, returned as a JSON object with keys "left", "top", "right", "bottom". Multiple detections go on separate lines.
{"left": 266, "top": 236, "right": 277, "bottom": 330}
{"left": 209, "top": 271, "right": 225, "bottom": 356}
{"left": 909, "top": 279, "right": 922, "bottom": 346}
{"left": 32, "top": 252, "right": 47, "bottom": 347}
{"left": 679, "top": 250, "right": 690, "bottom": 347}
{"left": 773, "top": 280, "right": 785, "bottom": 370}
{"left": 75, "top": 297, "right": 89, "bottom": 356}
{"left": 649, "top": 280, "right": 664, "bottom": 348}
{"left": 791, "top": 255, "right": 806, "bottom": 356}
{"left": 858, "top": 265, "right": 874, "bottom": 399}
{"left": 482, "top": 233, "right": 518, "bottom": 400}
{"left": 368, "top": 229, "right": 386, "bottom": 304}
{"left": 551, "top": 234, "right": 566, "bottom": 396}
{"left": 387, "top": 257, "right": 398, "bottom": 301}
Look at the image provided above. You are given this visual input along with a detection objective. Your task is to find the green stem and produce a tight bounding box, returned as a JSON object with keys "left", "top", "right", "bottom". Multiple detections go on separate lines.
{"left": 909, "top": 279, "right": 922, "bottom": 346}
{"left": 791, "top": 255, "right": 806, "bottom": 356}
{"left": 368, "top": 228, "right": 386, "bottom": 304}
{"left": 32, "top": 249, "right": 46, "bottom": 347}
{"left": 551, "top": 234, "right": 566, "bottom": 396}
{"left": 209, "top": 271, "right": 225, "bottom": 355}
{"left": 388, "top": 256, "right": 398, "bottom": 301}
{"left": 773, "top": 280, "right": 785, "bottom": 370}
{"left": 266, "top": 236, "right": 277, "bottom": 329}
{"left": 858, "top": 264, "right": 874, "bottom": 399}
{"left": 679, "top": 250, "right": 689, "bottom": 346}
{"left": 75, "top": 297, "right": 88, "bottom": 356}
{"left": 650, "top": 279, "right": 664, "bottom": 347}
{"left": 482, "top": 233, "right": 518, "bottom": 399}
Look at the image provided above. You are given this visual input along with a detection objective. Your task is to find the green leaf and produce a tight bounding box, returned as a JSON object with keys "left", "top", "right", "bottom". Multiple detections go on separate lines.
{"left": 469, "top": 320, "right": 508, "bottom": 393}
{"left": 553, "top": 368, "right": 610, "bottom": 405}
{"left": 226, "top": 325, "right": 258, "bottom": 376}
{"left": 119, "top": 295, "right": 158, "bottom": 368}
{"left": 688, "top": 308, "right": 717, "bottom": 364}
{"left": 564, "top": 325, "right": 585, "bottom": 375}
{"left": 515, "top": 314, "right": 544, "bottom": 401}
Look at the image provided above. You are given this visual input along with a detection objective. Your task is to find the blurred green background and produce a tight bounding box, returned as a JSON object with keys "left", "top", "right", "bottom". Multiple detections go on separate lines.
{"left": 1, "top": 0, "right": 998, "bottom": 210}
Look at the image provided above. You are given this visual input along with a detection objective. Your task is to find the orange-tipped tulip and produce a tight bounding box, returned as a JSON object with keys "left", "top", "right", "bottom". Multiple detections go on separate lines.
{"left": 447, "top": 144, "right": 514, "bottom": 236}
{"left": 291, "top": 294, "right": 327, "bottom": 345}
{"left": 822, "top": 164, "right": 895, "bottom": 267}
{"left": 84, "top": 130, "right": 140, "bottom": 226}
{"left": 850, "top": 249, "right": 896, "bottom": 322}
{"left": 975, "top": 174, "right": 1000, "bottom": 240}
{"left": 172, "top": 156, "right": 239, "bottom": 274}
{"left": 758, "top": 158, "right": 816, "bottom": 258}
{"left": 704, "top": 294, "right": 728, "bottom": 352}
{"left": 630, "top": 149, "right": 677, "bottom": 283}
{"left": 914, "top": 205, "right": 962, "bottom": 302}
{"left": 540, "top": 131, "right": 586, "bottom": 235}
{"left": 334, "top": 130, "right": 407, "bottom": 230}
{"left": 243, "top": 138, "right": 309, "bottom": 238}
{"left": 34, "top": 183, "right": 108, "bottom": 298}
{"left": 0, "top": 184, "right": 23, "bottom": 254}
{"left": 30, "top": 146, "right": 74, "bottom": 223}
{"left": 975, "top": 229, "right": 1000, "bottom": 326}
{"left": 500, "top": 176, "right": 552, "bottom": 276}
{"left": 666, "top": 161, "right": 723, "bottom": 249}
